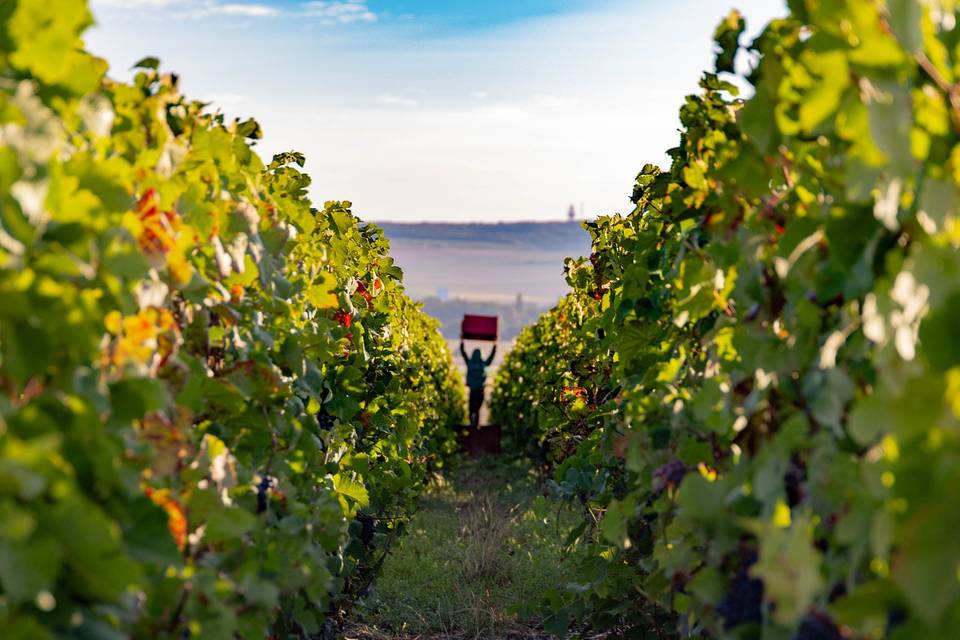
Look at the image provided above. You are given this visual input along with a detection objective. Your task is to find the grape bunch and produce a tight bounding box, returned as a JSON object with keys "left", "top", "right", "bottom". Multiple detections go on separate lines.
{"left": 784, "top": 457, "right": 806, "bottom": 507}
{"left": 792, "top": 612, "right": 845, "bottom": 640}
{"left": 886, "top": 609, "right": 907, "bottom": 636}
{"left": 357, "top": 514, "right": 375, "bottom": 548}
{"left": 716, "top": 558, "right": 763, "bottom": 630}
{"left": 256, "top": 476, "right": 273, "bottom": 514}
{"left": 317, "top": 410, "right": 336, "bottom": 431}
{"left": 653, "top": 459, "right": 688, "bottom": 491}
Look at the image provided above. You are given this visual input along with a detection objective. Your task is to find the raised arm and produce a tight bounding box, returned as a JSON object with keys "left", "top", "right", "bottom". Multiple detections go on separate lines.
{"left": 460, "top": 340, "right": 468, "bottom": 363}
{"left": 485, "top": 344, "right": 497, "bottom": 366}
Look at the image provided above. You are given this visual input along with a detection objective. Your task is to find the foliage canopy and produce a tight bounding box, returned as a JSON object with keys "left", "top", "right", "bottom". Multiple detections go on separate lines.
{"left": 493, "top": 1, "right": 960, "bottom": 637}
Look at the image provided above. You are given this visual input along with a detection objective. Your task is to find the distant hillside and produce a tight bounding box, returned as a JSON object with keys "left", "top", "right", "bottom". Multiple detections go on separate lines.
{"left": 376, "top": 221, "right": 591, "bottom": 307}
{"left": 378, "top": 221, "right": 590, "bottom": 251}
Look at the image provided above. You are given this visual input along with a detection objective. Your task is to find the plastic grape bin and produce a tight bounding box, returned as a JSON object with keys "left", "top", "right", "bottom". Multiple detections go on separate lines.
{"left": 461, "top": 314, "right": 499, "bottom": 341}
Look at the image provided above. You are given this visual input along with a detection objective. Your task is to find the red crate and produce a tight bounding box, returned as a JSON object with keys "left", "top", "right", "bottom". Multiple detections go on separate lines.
{"left": 459, "top": 424, "right": 502, "bottom": 455}
{"left": 461, "top": 314, "right": 499, "bottom": 341}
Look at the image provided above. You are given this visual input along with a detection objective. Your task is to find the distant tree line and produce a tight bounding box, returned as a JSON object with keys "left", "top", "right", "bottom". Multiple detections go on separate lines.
{"left": 378, "top": 221, "right": 589, "bottom": 252}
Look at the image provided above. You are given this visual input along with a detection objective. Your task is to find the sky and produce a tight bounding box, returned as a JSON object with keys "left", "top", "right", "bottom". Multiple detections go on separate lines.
{"left": 86, "top": 0, "right": 786, "bottom": 223}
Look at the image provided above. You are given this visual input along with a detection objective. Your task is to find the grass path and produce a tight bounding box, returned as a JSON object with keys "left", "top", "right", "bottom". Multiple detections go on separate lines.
{"left": 344, "top": 456, "right": 576, "bottom": 639}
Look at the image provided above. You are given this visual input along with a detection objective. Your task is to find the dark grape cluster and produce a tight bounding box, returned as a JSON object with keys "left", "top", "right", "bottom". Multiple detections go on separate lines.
{"left": 886, "top": 609, "right": 907, "bottom": 635}
{"left": 256, "top": 476, "right": 273, "bottom": 514}
{"left": 317, "top": 410, "right": 336, "bottom": 431}
{"left": 792, "top": 612, "right": 845, "bottom": 640}
{"left": 357, "top": 514, "right": 375, "bottom": 547}
{"left": 785, "top": 457, "right": 806, "bottom": 507}
{"left": 653, "top": 459, "right": 688, "bottom": 490}
{"left": 716, "top": 557, "right": 763, "bottom": 630}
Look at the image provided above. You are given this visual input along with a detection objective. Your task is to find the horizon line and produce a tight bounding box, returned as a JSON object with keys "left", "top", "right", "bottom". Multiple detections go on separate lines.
{"left": 369, "top": 218, "right": 592, "bottom": 225}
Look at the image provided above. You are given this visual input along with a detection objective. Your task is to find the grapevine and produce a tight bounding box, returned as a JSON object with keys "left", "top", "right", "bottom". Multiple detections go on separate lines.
{"left": 0, "top": 1, "right": 464, "bottom": 637}
{"left": 493, "top": 1, "right": 960, "bottom": 637}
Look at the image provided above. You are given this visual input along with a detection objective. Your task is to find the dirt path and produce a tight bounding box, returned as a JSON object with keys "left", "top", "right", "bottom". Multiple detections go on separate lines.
{"left": 343, "top": 457, "right": 576, "bottom": 640}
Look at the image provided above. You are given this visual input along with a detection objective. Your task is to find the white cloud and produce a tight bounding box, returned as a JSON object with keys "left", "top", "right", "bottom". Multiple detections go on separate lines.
{"left": 216, "top": 4, "right": 280, "bottom": 17}
{"left": 377, "top": 94, "right": 419, "bottom": 108}
{"left": 92, "top": 0, "right": 280, "bottom": 18}
{"left": 91, "top": 0, "right": 377, "bottom": 25}
{"left": 92, "top": 0, "right": 181, "bottom": 7}
{"left": 301, "top": 1, "right": 377, "bottom": 25}
{"left": 535, "top": 95, "right": 579, "bottom": 109}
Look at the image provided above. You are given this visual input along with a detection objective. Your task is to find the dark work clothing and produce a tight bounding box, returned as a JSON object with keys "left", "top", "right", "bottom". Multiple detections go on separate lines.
{"left": 461, "top": 343, "right": 496, "bottom": 388}
{"left": 461, "top": 343, "right": 495, "bottom": 428}
{"left": 469, "top": 387, "right": 484, "bottom": 414}
{"left": 466, "top": 361, "right": 486, "bottom": 388}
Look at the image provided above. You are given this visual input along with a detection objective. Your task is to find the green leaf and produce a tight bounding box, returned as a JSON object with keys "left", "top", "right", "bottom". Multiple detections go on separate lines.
{"left": 0, "top": 502, "right": 36, "bottom": 542}
{"left": 751, "top": 515, "right": 823, "bottom": 625}
{"left": 236, "top": 118, "right": 262, "bottom": 140}
{"left": 204, "top": 379, "right": 247, "bottom": 415}
{"left": 1, "top": 615, "right": 55, "bottom": 640}
{"left": 542, "top": 609, "right": 570, "bottom": 636}
{"left": 886, "top": 0, "right": 923, "bottom": 53}
{"left": 109, "top": 378, "right": 169, "bottom": 422}
{"left": 0, "top": 537, "right": 62, "bottom": 603}
{"left": 893, "top": 502, "right": 960, "bottom": 624}
{"left": 56, "top": 499, "right": 140, "bottom": 601}
{"left": 848, "top": 394, "right": 891, "bottom": 445}
{"left": 798, "top": 50, "right": 850, "bottom": 132}
{"left": 713, "top": 10, "right": 745, "bottom": 74}
{"left": 121, "top": 497, "right": 182, "bottom": 566}
{"left": 688, "top": 566, "right": 726, "bottom": 604}
{"left": 832, "top": 581, "right": 897, "bottom": 628}
{"left": 132, "top": 56, "right": 160, "bottom": 70}
{"left": 270, "top": 151, "right": 306, "bottom": 169}
{"left": 677, "top": 474, "right": 726, "bottom": 523}
{"left": 8, "top": 0, "right": 102, "bottom": 91}
{"left": 919, "top": 292, "right": 960, "bottom": 372}
{"left": 205, "top": 507, "right": 256, "bottom": 544}
{"left": 333, "top": 474, "right": 369, "bottom": 509}
{"left": 806, "top": 368, "right": 854, "bottom": 431}
{"left": 600, "top": 496, "right": 636, "bottom": 549}
{"left": 917, "top": 178, "right": 956, "bottom": 228}
{"left": 867, "top": 79, "right": 916, "bottom": 177}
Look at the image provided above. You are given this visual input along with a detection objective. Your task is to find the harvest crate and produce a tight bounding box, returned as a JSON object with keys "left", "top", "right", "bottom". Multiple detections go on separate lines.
{"left": 461, "top": 314, "right": 499, "bottom": 341}
{"left": 459, "top": 424, "right": 502, "bottom": 455}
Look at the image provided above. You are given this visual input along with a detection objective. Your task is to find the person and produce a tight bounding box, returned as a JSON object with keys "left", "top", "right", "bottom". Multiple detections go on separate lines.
{"left": 460, "top": 340, "right": 496, "bottom": 428}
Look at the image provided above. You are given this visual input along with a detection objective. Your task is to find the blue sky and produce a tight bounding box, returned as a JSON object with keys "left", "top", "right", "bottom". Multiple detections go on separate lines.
{"left": 91, "top": 1, "right": 604, "bottom": 29}
{"left": 274, "top": 0, "right": 599, "bottom": 28}
{"left": 87, "top": 0, "right": 785, "bottom": 222}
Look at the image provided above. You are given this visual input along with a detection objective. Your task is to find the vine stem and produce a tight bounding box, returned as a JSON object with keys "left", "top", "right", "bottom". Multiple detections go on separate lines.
{"left": 914, "top": 51, "right": 960, "bottom": 134}
{"left": 166, "top": 583, "right": 191, "bottom": 635}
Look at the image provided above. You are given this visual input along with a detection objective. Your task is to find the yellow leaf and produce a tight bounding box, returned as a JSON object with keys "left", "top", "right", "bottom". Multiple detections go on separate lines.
{"left": 773, "top": 500, "right": 792, "bottom": 529}
{"left": 104, "top": 310, "right": 122, "bottom": 334}
{"left": 307, "top": 273, "right": 338, "bottom": 309}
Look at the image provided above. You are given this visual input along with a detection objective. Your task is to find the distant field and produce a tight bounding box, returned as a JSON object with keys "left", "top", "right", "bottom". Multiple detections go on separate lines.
{"left": 377, "top": 221, "right": 591, "bottom": 305}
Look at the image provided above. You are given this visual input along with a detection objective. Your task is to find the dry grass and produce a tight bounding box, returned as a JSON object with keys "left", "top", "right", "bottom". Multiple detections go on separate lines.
{"left": 342, "top": 621, "right": 623, "bottom": 640}
{"left": 346, "top": 456, "right": 577, "bottom": 640}
{"left": 341, "top": 621, "right": 555, "bottom": 640}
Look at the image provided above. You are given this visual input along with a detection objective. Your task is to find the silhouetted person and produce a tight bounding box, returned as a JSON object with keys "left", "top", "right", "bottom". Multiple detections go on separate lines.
{"left": 460, "top": 340, "right": 496, "bottom": 428}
